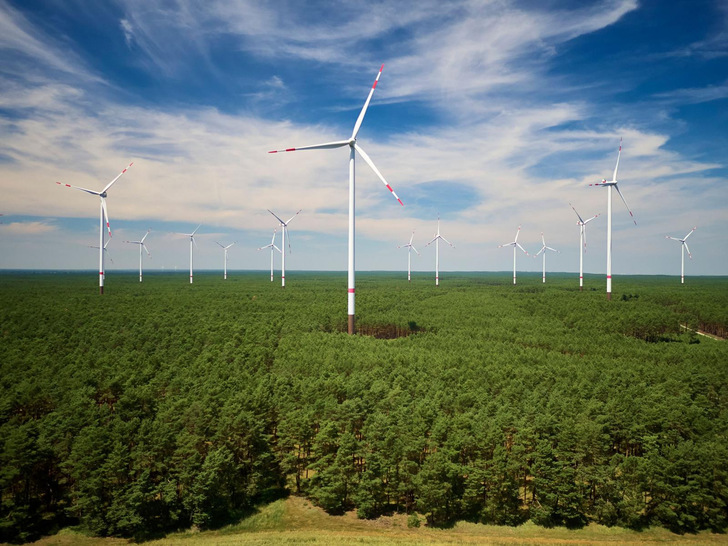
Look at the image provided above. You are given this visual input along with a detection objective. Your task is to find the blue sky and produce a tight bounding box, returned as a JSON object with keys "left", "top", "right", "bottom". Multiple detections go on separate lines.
{"left": 0, "top": 0, "right": 726, "bottom": 278}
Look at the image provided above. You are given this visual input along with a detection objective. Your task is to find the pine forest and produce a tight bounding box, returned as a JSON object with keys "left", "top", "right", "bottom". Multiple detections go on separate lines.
{"left": 1, "top": 272, "right": 727, "bottom": 543}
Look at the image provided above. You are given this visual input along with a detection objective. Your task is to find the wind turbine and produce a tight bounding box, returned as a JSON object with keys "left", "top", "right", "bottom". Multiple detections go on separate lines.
{"left": 125, "top": 229, "right": 151, "bottom": 282}
{"left": 589, "top": 138, "right": 636, "bottom": 300}
{"left": 269, "top": 65, "right": 403, "bottom": 334}
{"left": 183, "top": 225, "right": 200, "bottom": 284}
{"left": 88, "top": 239, "right": 114, "bottom": 278}
{"left": 398, "top": 231, "right": 420, "bottom": 282}
{"left": 425, "top": 217, "right": 454, "bottom": 286}
{"left": 267, "top": 210, "right": 301, "bottom": 288}
{"left": 534, "top": 232, "right": 559, "bottom": 284}
{"left": 666, "top": 227, "right": 696, "bottom": 284}
{"left": 56, "top": 162, "right": 133, "bottom": 294}
{"left": 216, "top": 240, "right": 236, "bottom": 280}
{"left": 258, "top": 229, "right": 281, "bottom": 282}
{"left": 498, "top": 225, "right": 529, "bottom": 285}
{"left": 569, "top": 203, "right": 599, "bottom": 291}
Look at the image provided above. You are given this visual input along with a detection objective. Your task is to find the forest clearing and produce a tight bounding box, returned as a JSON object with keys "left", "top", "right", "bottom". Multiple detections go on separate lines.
{"left": 1, "top": 272, "right": 727, "bottom": 544}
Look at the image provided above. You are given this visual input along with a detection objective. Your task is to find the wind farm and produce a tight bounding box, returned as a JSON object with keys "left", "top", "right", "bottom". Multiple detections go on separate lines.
{"left": 1, "top": 2, "right": 727, "bottom": 544}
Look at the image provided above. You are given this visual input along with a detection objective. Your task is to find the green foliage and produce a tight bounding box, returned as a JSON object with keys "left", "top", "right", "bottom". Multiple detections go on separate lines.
{"left": 1, "top": 271, "right": 727, "bottom": 542}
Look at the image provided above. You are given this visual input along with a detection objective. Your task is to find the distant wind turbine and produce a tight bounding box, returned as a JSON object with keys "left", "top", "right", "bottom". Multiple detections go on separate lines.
{"left": 88, "top": 239, "right": 114, "bottom": 278}
{"left": 269, "top": 65, "right": 403, "bottom": 334}
{"left": 216, "top": 241, "right": 236, "bottom": 280}
{"left": 267, "top": 210, "right": 301, "bottom": 288}
{"left": 589, "top": 138, "right": 636, "bottom": 300}
{"left": 569, "top": 203, "right": 599, "bottom": 291}
{"left": 498, "top": 225, "right": 529, "bottom": 285}
{"left": 125, "top": 229, "right": 151, "bottom": 283}
{"left": 183, "top": 225, "right": 201, "bottom": 284}
{"left": 258, "top": 229, "right": 281, "bottom": 282}
{"left": 666, "top": 227, "right": 696, "bottom": 284}
{"left": 56, "top": 162, "right": 133, "bottom": 294}
{"left": 534, "top": 232, "right": 559, "bottom": 283}
{"left": 425, "top": 217, "right": 454, "bottom": 286}
{"left": 398, "top": 231, "right": 420, "bottom": 282}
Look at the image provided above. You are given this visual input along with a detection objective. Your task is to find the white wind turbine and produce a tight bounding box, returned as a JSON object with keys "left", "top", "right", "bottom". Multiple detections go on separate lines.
{"left": 398, "top": 231, "right": 420, "bottom": 282}
{"left": 269, "top": 65, "right": 403, "bottom": 334}
{"left": 589, "top": 138, "right": 636, "bottom": 300}
{"left": 124, "top": 229, "right": 151, "bottom": 283}
{"left": 534, "top": 232, "right": 559, "bottom": 284}
{"left": 56, "top": 162, "right": 133, "bottom": 294}
{"left": 216, "top": 240, "right": 236, "bottom": 280}
{"left": 498, "top": 225, "right": 529, "bottom": 285}
{"left": 425, "top": 217, "right": 454, "bottom": 286}
{"left": 666, "top": 227, "right": 696, "bottom": 284}
{"left": 88, "top": 239, "right": 114, "bottom": 279}
{"left": 267, "top": 210, "right": 301, "bottom": 288}
{"left": 258, "top": 229, "right": 281, "bottom": 282}
{"left": 569, "top": 203, "right": 599, "bottom": 291}
{"left": 183, "top": 225, "right": 201, "bottom": 284}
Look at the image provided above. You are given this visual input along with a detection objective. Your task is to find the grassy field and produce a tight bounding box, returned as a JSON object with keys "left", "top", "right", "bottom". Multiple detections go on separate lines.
{"left": 27, "top": 496, "right": 728, "bottom": 545}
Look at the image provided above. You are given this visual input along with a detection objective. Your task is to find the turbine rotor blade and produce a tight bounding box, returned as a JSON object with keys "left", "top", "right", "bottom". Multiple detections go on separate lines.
{"left": 440, "top": 236, "right": 454, "bottom": 247}
{"left": 684, "top": 242, "right": 692, "bottom": 258}
{"left": 285, "top": 209, "right": 302, "bottom": 225}
{"left": 101, "top": 198, "right": 112, "bottom": 237}
{"left": 101, "top": 161, "right": 134, "bottom": 193}
{"left": 614, "top": 184, "right": 636, "bottom": 225}
{"left": 516, "top": 243, "right": 528, "bottom": 255}
{"left": 55, "top": 182, "right": 100, "bottom": 195}
{"left": 268, "top": 139, "right": 350, "bottom": 153}
{"left": 569, "top": 202, "right": 585, "bottom": 224}
{"left": 684, "top": 227, "right": 697, "bottom": 240}
{"left": 612, "top": 138, "right": 622, "bottom": 182}
{"left": 268, "top": 209, "right": 286, "bottom": 225}
{"left": 142, "top": 244, "right": 151, "bottom": 256}
{"left": 354, "top": 143, "right": 404, "bottom": 206}
{"left": 351, "top": 64, "right": 384, "bottom": 140}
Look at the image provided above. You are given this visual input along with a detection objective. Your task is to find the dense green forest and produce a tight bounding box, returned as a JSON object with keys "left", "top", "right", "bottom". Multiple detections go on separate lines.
{"left": 1, "top": 271, "right": 727, "bottom": 543}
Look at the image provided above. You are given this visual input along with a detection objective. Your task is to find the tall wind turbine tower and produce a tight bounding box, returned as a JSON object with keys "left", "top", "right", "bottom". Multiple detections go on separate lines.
{"left": 183, "top": 225, "right": 201, "bottom": 284}
{"left": 269, "top": 65, "right": 404, "bottom": 334}
{"left": 398, "top": 231, "right": 420, "bottom": 282}
{"left": 216, "top": 241, "right": 236, "bottom": 280}
{"left": 569, "top": 203, "right": 599, "bottom": 291}
{"left": 258, "top": 229, "right": 281, "bottom": 282}
{"left": 666, "top": 227, "right": 696, "bottom": 284}
{"left": 124, "top": 229, "right": 151, "bottom": 282}
{"left": 589, "top": 139, "right": 636, "bottom": 300}
{"left": 425, "top": 217, "right": 454, "bottom": 286}
{"left": 56, "top": 162, "right": 133, "bottom": 294}
{"left": 498, "top": 225, "right": 529, "bottom": 285}
{"left": 267, "top": 210, "right": 301, "bottom": 288}
{"left": 534, "top": 232, "right": 559, "bottom": 283}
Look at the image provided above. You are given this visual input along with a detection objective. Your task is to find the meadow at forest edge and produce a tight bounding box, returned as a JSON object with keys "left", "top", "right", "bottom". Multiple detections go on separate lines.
{"left": 1, "top": 271, "right": 727, "bottom": 543}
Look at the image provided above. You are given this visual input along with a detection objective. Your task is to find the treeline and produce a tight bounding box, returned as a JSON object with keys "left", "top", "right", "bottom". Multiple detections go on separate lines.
{"left": 1, "top": 272, "right": 727, "bottom": 542}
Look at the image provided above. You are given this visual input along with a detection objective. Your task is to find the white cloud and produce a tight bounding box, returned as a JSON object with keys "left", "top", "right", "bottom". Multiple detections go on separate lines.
{"left": 0, "top": 220, "right": 57, "bottom": 235}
